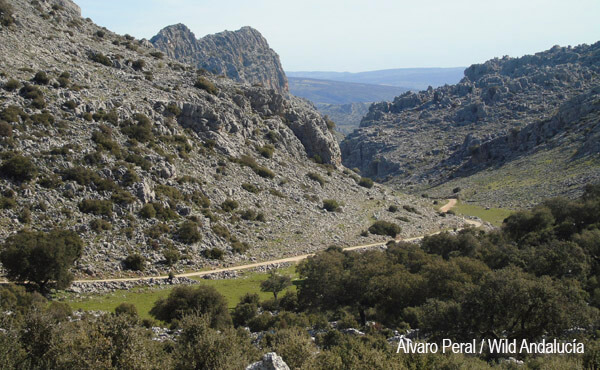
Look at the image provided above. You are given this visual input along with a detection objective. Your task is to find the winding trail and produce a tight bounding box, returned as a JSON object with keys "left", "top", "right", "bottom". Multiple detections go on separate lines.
{"left": 1, "top": 199, "right": 480, "bottom": 285}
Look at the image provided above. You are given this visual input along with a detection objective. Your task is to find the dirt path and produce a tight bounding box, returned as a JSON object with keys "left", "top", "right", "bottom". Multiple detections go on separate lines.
{"left": 0, "top": 199, "right": 481, "bottom": 285}
{"left": 439, "top": 198, "right": 457, "bottom": 212}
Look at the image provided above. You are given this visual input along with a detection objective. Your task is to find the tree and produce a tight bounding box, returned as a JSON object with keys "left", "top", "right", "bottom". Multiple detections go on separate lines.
{"left": 150, "top": 286, "right": 231, "bottom": 329}
{"left": 0, "top": 229, "right": 83, "bottom": 292}
{"left": 260, "top": 271, "right": 292, "bottom": 303}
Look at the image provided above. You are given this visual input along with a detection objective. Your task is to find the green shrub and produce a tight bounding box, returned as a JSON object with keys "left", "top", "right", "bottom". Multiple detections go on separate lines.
{"left": 358, "top": 177, "right": 374, "bottom": 188}
{"left": 62, "top": 166, "right": 116, "bottom": 191}
{"left": 131, "top": 59, "right": 145, "bottom": 71}
{"left": 78, "top": 199, "right": 113, "bottom": 217}
{"left": 121, "top": 114, "right": 154, "bottom": 142}
{"left": 123, "top": 253, "right": 145, "bottom": 271}
{"left": 204, "top": 247, "right": 224, "bottom": 260}
{"left": 163, "top": 248, "right": 181, "bottom": 266}
{"left": 0, "top": 155, "right": 37, "bottom": 181}
{"left": 307, "top": 172, "right": 325, "bottom": 186}
{"left": 231, "top": 240, "right": 250, "bottom": 254}
{"left": 176, "top": 221, "right": 202, "bottom": 244}
{"left": 90, "top": 218, "right": 112, "bottom": 232}
{"left": 212, "top": 224, "right": 231, "bottom": 239}
{"left": 0, "top": 0, "right": 14, "bottom": 27}
{"left": 149, "top": 51, "right": 164, "bottom": 59}
{"left": 150, "top": 286, "right": 231, "bottom": 329}
{"left": 194, "top": 77, "right": 218, "bottom": 95}
{"left": 139, "top": 203, "right": 156, "bottom": 219}
{"left": 258, "top": 144, "right": 275, "bottom": 159}
{"left": 388, "top": 205, "right": 399, "bottom": 212}
{"left": 242, "top": 183, "right": 260, "bottom": 194}
{"left": 114, "top": 302, "right": 138, "bottom": 317}
{"left": 266, "top": 130, "right": 280, "bottom": 143}
{"left": 403, "top": 205, "right": 419, "bottom": 214}
{"left": 30, "top": 112, "right": 55, "bottom": 126}
{"left": 0, "top": 121, "right": 12, "bottom": 138}
{"left": 95, "top": 30, "right": 105, "bottom": 38}
{"left": 63, "top": 100, "right": 77, "bottom": 110}
{"left": 322, "top": 199, "right": 341, "bottom": 212}
{"left": 0, "top": 105, "right": 26, "bottom": 123}
{"left": 4, "top": 78, "right": 20, "bottom": 91}
{"left": 33, "top": 71, "right": 49, "bottom": 85}
{"left": 368, "top": 220, "right": 401, "bottom": 237}
{"left": 221, "top": 198, "right": 239, "bottom": 212}
{"left": 165, "top": 102, "right": 181, "bottom": 117}
{"left": 0, "top": 196, "right": 16, "bottom": 209}
{"left": 90, "top": 52, "right": 112, "bottom": 66}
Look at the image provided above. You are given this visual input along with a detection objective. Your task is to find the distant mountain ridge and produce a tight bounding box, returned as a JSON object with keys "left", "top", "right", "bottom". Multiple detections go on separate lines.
{"left": 288, "top": 77, "right": 408, "bottom": 105}
{"left": 151, "top": 24, "right": 288, "bottom": 93}
{"left": 287, "top": 67, "right": 465, "bottom": 91}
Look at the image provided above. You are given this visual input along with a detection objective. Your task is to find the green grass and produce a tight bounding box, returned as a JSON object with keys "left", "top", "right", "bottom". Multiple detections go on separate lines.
{"left": 67, "top": 266, "right": 298, "bottom": 320}
{"left": 452, "top": 201, "right": 513, "bottom": 227}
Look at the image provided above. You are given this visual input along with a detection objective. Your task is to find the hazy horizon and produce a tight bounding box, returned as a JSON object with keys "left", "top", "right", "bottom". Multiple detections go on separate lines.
{"left": 75, "top": 0, "right": 600, "bottom": 73}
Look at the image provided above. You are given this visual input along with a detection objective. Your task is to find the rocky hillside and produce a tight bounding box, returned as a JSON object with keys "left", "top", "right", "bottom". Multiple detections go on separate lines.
{"left": 0, "top": 0, "right": 463, "bottom": 279}
{"left": 151, "top": 24, "right": 288, "bottom": 94}
{"left": 341, "top": 43, "right": 600, "bottom": 206}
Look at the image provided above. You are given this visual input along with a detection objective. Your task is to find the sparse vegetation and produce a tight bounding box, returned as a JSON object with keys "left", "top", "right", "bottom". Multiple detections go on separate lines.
{"left": 194, "top": 76, "right": 218, "bottom": 95}
{"left": 78, "top": 199, "right": 113, "bottom": 217}
{"left": 0, "top": 154, "right": 37, "bottom": 182}
{"left": 307, "top": 172, "right": 325, "bottom": 186}
{"left": 90, "top": 52, "right": 112, "bottom": 66}
{"left": 358, "top": 177, "right": 374, "bottom": 188}
{"left": 322, "top": 199, "right": 341, "bottom": 212}
{"left": 176, "top": 220, "right": 202, "bottom": 244}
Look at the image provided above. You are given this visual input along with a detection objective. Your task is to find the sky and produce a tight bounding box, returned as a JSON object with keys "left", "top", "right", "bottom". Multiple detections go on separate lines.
{"left": 76, "top": 0, "right": 600, "bottom": 73}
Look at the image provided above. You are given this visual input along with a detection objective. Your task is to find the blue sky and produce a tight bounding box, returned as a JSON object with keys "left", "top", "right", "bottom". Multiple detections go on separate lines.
{"left": 76, "top": 0, "right": 600, "bottom": 72}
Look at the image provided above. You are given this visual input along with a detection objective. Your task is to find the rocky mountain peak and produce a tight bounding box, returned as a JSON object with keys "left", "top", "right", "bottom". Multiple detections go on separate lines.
{"left": 151, "top": 24, "right": 289, "bottom": 94}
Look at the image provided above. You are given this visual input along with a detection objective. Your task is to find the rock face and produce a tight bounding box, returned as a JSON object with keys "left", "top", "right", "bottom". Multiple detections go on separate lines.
{"left": 0, "top": 0, "right": 464, "bottom": 278}
{"left": 341, "top": 43, "right": 600, "bottom": 205}
{"left": 246, "top": 352, "right": 290, "bottom": 370}
{"left": 151, "top": 24, "right": 288, "bottom": 94}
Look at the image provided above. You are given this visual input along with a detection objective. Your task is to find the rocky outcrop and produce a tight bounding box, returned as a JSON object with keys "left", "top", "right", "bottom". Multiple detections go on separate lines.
{"left": 246, "top": 353, "right": 290, "bottom": 370}
{"left": 341, "top": 42, "right": 600, "bottom": 203}
{"left": 151, "top": 24, "right": 288, "bottom": 94}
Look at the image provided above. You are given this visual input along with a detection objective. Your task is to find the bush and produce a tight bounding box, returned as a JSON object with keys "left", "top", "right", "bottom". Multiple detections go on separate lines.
{"left": 0, "top": 228, "right": 83, "bottom": 292}
{"left": 111, "top": 189, "right": 136, "bottom": 205}
{"left": 0, "top": 196, "right": 16, "bottom": 209}
{"left": 403, "top": 205, "right": 419, "bottom": 214}
{"left": 258, "top": 144, "right": 275, "bottom": 159}
{"left": 0, "top": 155, "right": 37, "bottom": 181}
{"left": 62, "top": 166, "right": 116, "bottom": 191}
{"left": 368, "top": 220, "right": 402, "bottom": 238}
{"left": 0, "top": 105, "right": 26, "bottom": 123}
{"left": 4, "top": 78, "right": 20, "bottom": 91}
{"left": 0, "top": 0, "right": 14, "bottom": 26}
{"left": 90, "top": 52, "right": 112, "bottom": 66}
{"left": 131, "top": 59, "right": 145, "bottom": 71}
{"left": 78, "top": 199, "right": 113, "bottom": 217}
{"left": 90, "top": 218, "right": 112, "bottom": 232}
{"left": 266, "top": 130, "right": 280, "bottom": 143}
{"left": 95, "top": 30, "right": 105, "bottom": 38}
{"left": 194, "top": 77, "right": 218, "bottom": 95}
{"left": 114, "top": 303, "right": 138, "bottom": 317}
{"left": 150, "top": 285, "right": 232, "bottom": 329}
{"left": 121, "top": 114, "right": 154, "bottom": 142}
{"left": 242, "top": 183, "right": 260, "bottom": 194}
{"left": 0, "top": 121, "right": 12, "bottom": 139}
{"left": 388, "top": 205, "right": 398, "bottom": 212}
{"left": 176, "top": 221, "right": 202, "bottom": 244}
{"left": 358, "top": 177, "right": 374, "bottom": 188}
{"left": 221, "top": 198, "right": 239, "bottom": 212}
{"left": 123, "top": 254, "right": 145, "bottom": 271}
{"left": 307, "top": 172, "right": 325, "bottom": 186}
{"left": 33, "top": 71, "right": 49, "bottom": 85}
{"left": 165, "top": 102, "right": 181, "bottom": 117}
{"left": 323, "top": 199, "right": 341, "bottom": 212}
{"left": 231, "top": 240, "right": 250, "bottom": 254}
{"left": 204, "top": 247, "right": 224, "bottom": 260}
{"left": 163, "top": 248, "right": 181, "bottom": 266}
